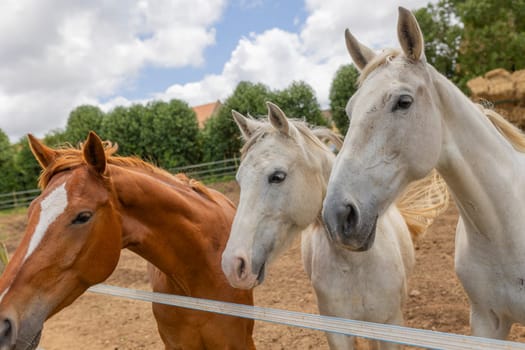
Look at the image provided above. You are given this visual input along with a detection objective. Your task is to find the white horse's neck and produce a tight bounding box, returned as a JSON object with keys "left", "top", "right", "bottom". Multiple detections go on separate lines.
{"left": 433, "top": 69, "right": 525, "bottom": 239}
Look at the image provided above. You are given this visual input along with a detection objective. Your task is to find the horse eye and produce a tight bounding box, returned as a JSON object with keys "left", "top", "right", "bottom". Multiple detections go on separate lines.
{"left": 268, "top": 171, "right": 286, "bottom": 184}
{"left": 72, "top": 211, "right": 92, "bottom": 225}
{"left": 395, "top": 95, "right": 413, "bottom": 110}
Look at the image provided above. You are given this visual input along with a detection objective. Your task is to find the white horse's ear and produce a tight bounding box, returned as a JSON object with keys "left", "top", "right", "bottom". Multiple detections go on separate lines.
{"left": 397, "top": 7, "right": 425, "bottom": 61}
{"left": 345, "top": 29, "right": 376, "bottom": 71}
{"left": 266, "top": 102, "right": 289, "bottom": 135}
{"left": 232, "top": 110, "right": 259, "bottom": 140}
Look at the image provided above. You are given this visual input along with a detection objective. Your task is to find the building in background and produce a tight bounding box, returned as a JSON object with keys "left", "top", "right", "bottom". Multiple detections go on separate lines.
{"left": 192, "top": 100, "right": 222, "bottom": 128}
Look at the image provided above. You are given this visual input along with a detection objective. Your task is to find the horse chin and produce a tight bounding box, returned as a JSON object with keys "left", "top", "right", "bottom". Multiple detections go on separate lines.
{"left": 255, "top": 262, "right": 266, "bottom": 286}
{"left": 338, "top": 215, "right": 378, "bottom": 252}
{"left": 16, "top": 329, "right": 42, "bottom": 350}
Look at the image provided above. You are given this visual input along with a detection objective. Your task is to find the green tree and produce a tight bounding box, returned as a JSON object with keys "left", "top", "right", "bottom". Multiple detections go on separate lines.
{"left": 13, "top": 136, "right": 41, "bottom": 190}
{"left": 329, "top": 64, "right": 359, "bottom": 135}
{"left": 454, "top": 0, "right": 525, "bottom": 88}
{"left": 414, "top": 0, "right": 462, "bottom": 81}
{"left": 102, "top": 104, "right": 148, "bottom": 157}
{"left": 0, "top": 130, "right": 16, "bottom": 193}
{"left": 64, "top": 105, "right": 105, "bottom": 145}
{"left": 143, "top": 99, "right": 201, "bottom": 169}
{"left": 273, "top": 81, "right": 326, "bottom": 126}
{"left": 201, "top": 81, "right": 272, "bottom": 161}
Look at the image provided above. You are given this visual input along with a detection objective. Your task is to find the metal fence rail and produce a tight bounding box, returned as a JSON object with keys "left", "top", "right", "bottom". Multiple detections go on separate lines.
{"left": 0, "top": 189, "right": 41, "bottom": 210}
{"left": 169, "top": 158, "right": 239, "bottom": 182}
{"left": 89, "top": 284, "right": 525, "bottom": 350}
{"left": 0, "top": 158, "right": 240, "bottom": 211}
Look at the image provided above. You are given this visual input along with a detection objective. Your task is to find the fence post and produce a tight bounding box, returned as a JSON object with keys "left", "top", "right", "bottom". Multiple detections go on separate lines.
{"left": 12, "top": 191, "right": 17, "bottom": 208}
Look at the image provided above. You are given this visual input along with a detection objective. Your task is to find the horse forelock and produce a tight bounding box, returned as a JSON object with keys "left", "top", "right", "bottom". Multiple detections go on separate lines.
{"left": 358, "top": 48, "right": 402, "bottom": 86}
{"left": 38, "top": 141, "right": 215, "bottom": 201}
{"left": 241, "top": 119, "right": 333, "bottom": 161}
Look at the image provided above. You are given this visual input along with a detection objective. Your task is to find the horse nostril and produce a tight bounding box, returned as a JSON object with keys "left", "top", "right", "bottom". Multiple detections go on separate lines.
{"left": 343, "top": 203, "right": 359, "bottom": 235}
{"left": 0, "top": 317, "right": 15, "bottom": 347}
{"left": 235, "top": 257, "right": 247, "bottom": 280}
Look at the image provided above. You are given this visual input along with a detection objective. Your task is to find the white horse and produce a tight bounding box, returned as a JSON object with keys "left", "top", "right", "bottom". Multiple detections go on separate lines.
{"left": 323, "top": 6, "right": 525, "bottom": 340}
{"left": 222, "top": 102, "right": 448, "bottom": 349}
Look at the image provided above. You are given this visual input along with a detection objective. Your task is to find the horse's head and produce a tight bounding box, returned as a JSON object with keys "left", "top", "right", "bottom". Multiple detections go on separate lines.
{"left": 0, "top": 132, "right": 122, "bottom": 350}
{"left": 222, "top": 102, "right": 330, "bottom": 289}
{"left": 323, "top": 7, "right": 443, "bottom": 251}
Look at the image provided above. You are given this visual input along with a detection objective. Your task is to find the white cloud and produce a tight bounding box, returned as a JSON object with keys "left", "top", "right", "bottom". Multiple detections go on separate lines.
{"left": 0, "top": 0, "right": 433, "bottom": 141}
{"left": 155, "top": 0, "right": 433, "bottom": 111}
{"left": 0, "top": 0, "right": 226, "bottom": 141}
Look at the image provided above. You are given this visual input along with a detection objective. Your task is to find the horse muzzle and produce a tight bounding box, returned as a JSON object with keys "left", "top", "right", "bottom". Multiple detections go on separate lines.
{"left": 0, "top": 307, "right": 43, "bottom": 350}
{"left": 322, "top": 197, "right": 378, "bottom": 251}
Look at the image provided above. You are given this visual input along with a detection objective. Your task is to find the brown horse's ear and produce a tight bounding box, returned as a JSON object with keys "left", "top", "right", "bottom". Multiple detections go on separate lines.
{"left": 27, "top": 134, "right": 57, "bottom": 169}
{"left": 397, "top": 7, "right": 425, "bottom": 61}
{"left": 267, "top": 101, "right": 290, "bottom": 135}
{"left": 345, "top": 29, "right": 376, "bottom": 71}
{"left": 83, "top": 131, "right": 106, "bottom": 174}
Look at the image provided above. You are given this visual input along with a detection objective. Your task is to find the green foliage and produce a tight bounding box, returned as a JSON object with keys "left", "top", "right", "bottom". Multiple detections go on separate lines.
{"left": 273, "top": 81, "right": 326, "bottom": 126}
{"left": 103, "top": 100, "right": 200, "bottom": 169}
{"left": 143, "top": 100, "right": 201, "bottom": 169}
{"left": 414, "top": 0, "right": 525, "bottom": 91}
{"left": 102, "top": 104, "right": 146, "bottom": 157}
{"left": 414, "top": 0, "right": 462, "bottom": 81}
{"left": 201, "top": 80, "right": 326, "bottom": 161}
{"left": 64, "top": 105, "right": 105, "bottom": 145}
{"left": 329, "top": 64, "right": 359, "bottom": 135}
{"left": 454, "top": 0, "right": 525, "bottom": 89}
{"left": 0, "top": 130, "right": 16, "bottom": 193}
{"left": 201, "top": 81, "right": 272, "bottom": 161}
{"left": 13, "top": 136, "right": 41, "bottom": 191}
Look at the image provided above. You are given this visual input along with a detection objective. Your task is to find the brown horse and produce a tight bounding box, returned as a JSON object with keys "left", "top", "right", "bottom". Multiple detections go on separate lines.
{"left": 0, "top": 132, "right": 255, "bottom": 350}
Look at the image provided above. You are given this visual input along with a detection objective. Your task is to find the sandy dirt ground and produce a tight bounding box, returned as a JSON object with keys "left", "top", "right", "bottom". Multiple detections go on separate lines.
{"left": 2, "top": 181, "right": 525, "bottom": 349}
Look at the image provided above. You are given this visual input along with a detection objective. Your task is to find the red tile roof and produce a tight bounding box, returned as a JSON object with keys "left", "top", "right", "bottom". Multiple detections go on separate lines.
{"left": 192, "top": 100, "right": 222, "bottom": 128}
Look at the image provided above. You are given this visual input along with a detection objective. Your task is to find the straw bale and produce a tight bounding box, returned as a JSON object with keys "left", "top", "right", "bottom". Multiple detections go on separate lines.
{"left": 509, "top": 106, "right": 525, "bottom": 129}
{"left": 484, "top": 68, "right": 511, "bottom": 79}
{"left": 484, "top": 69, "right": 514, "bottom": 101}
{"left": 512, "top": 69, "right": 525, "bottom": 99}
{"left": 467, "top": 76, "right": 490, "bottom": 98}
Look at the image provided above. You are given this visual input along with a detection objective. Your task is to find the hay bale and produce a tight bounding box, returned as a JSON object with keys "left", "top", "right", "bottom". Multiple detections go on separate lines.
{"left": 510, "top": 106, "right": 525, "bottom": 129}
{"left": 467, "top": 76, "right": 490, "bottom": 98}
{"left": 484, "top": 68, "right": 515, "bottom": 101}
{"left": 512, "top": 69, "right": 525, "bottom": 99}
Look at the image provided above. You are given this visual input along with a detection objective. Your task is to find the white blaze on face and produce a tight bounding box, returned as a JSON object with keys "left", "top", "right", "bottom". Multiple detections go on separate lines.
{"left": 0, "top": 183, "right": 68, "bottom": 304}
{"left": 24, "top": 183, "right": 68, "bottom": 262}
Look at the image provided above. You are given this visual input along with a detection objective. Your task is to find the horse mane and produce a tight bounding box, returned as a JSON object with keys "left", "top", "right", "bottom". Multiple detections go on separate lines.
{"left": 475, "top": 104, "right": 525, "bottom": 153}
{"left": 38, "top": 142, "right": 214, "bottom": 200}
{"left": 311, "top": 127, "right": 344, "bottom": 150}
{"left": 241, "top": 119, "right": 339, "bottom": 159}
{"left": 358, "top": 48, "right": 401, "bottom": 85}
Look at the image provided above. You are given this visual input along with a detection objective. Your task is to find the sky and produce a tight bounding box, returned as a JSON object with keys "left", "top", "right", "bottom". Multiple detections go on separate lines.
{"left": 0, "top": 0, "right": 434, "bottom": 142}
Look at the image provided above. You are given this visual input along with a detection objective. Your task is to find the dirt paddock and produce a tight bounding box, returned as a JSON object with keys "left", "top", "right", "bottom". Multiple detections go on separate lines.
{"left": 2, "top": 181, "right": 525, "bottom": 349}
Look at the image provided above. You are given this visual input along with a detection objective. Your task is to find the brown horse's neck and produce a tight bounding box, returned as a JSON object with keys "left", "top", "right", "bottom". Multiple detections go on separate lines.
{"left": 109, "top": 165, "right": 235, "bottom": 295}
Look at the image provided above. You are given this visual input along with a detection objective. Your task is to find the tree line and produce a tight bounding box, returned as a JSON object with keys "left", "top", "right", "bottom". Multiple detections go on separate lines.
{"left": 1, "top": 0, "right": 523, "bottom": 193}
{"left": 0, "top": 81, "right": 328, "bottom": 193}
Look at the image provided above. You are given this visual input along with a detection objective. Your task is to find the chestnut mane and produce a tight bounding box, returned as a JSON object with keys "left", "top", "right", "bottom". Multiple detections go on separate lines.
{"left": 38, "top": 141, "right": 213, "bottom": 199}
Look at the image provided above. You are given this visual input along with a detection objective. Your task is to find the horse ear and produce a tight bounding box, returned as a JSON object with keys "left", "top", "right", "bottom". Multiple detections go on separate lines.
{"left": 266, "top": 102, "right": 289, "bottom": 135}
{"left": 397, "top": 7, "right": 425, "bottom": 61}
{"left": 27, "top": 134, "right": 57, "bottom": 169}
{"left": 345, "top": 29, "right": 376, "bottom": 71}
{"left": 83, "top": 131, "right": 106, "bottom": 174}
{"left": 232, "top": 110, "right": 260, "bottom": 140}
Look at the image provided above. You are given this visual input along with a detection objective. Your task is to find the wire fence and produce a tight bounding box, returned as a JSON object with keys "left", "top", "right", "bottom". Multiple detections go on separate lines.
{"left": 0, "top": 158, "right": 240, "bottom": 211}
